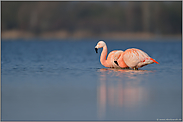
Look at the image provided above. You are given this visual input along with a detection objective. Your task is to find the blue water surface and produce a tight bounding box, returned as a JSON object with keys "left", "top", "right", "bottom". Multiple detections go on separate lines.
{"left": 1, "top": 39, "right": 182, "bottom": 121}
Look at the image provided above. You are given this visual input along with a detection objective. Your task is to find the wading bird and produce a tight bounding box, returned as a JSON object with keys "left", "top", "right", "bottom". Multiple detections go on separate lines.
{"left": 95, "top": 40, "right": 128, "bottom": 68}
{"left": 95, "top": 40, "right": 159, "bottom": 70}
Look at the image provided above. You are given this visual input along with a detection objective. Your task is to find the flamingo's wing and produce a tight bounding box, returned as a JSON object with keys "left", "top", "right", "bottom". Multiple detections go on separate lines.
{"left": 135, "top": 49, "right": 159, "bottom": 65}
{"left": 123, "top": 48, "right": 147, "bottom": 68}
{"left": 123, "top": 48, "right": 159, "bottom": 69}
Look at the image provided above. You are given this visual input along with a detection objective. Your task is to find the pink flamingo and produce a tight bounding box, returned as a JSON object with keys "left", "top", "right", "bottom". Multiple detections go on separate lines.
{"left": 95, "top": 40, "right": 128, "bottom": 68}
{"left": 114, "top": 48, "right": 159, "bottom": 70}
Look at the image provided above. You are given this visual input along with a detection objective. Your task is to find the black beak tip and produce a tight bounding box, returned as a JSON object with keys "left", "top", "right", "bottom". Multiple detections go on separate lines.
{"left": 114, "top": 61, "right": 119, "bottom": 66}
{"left": 95, "top": 48, "right": 98, "bottom": 53}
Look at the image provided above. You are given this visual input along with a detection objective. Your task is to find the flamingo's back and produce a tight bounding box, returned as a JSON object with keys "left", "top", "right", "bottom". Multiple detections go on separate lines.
{"left": 123, "top": 48, "right": 152, "bottom": 68}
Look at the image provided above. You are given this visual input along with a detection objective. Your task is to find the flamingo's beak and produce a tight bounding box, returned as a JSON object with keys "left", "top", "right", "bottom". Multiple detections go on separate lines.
{"left": 114, "top": 61, "right": 119, "bottom": 66}
{"left": 95, "top": 48, "right": 98, "bottom": 53}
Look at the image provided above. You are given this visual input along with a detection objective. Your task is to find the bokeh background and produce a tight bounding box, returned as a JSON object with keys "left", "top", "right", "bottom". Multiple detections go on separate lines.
{"left": 1, "top": 1, "right": 182, "bottom": 121}
{"left": 1, "top": 1, "right": 182, "bottom": 40}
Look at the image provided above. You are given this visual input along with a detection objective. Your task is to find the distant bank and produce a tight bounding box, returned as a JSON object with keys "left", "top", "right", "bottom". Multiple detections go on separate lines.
{"left": 1, "top": 29, "right": 181, "bottom": 40}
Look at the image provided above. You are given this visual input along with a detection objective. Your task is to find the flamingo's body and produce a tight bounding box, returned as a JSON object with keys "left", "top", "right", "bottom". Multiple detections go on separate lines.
{"left": 95, "top": 40, "right": 159, "bottom": 70}
{"left": 95, "top": 41, "right": 128, "bottom": 68}
{"left": 116, "top": 48, "right": 159, "bottom": 70}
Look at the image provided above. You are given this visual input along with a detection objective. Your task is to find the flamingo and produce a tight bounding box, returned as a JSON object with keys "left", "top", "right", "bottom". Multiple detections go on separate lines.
{"left": 114, "top": 48, "right": 159, "bottom": 70}
{"left": 95, "top": 40, "right": 128, "bottom": 68}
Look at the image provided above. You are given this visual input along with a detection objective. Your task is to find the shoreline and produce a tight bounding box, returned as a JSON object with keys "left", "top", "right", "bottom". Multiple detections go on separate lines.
{"left": 1, "top": 29, "right": 182, "bottom": 41}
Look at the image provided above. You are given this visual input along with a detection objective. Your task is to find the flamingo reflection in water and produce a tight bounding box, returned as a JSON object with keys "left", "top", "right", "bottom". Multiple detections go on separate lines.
{"left": 97, "top": 68, "right": 153, "bottom": 119}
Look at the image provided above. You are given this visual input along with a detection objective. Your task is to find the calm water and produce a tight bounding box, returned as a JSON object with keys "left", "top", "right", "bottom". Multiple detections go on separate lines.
{"left": 1, "top": 39, "right": 182, "bottom": 121}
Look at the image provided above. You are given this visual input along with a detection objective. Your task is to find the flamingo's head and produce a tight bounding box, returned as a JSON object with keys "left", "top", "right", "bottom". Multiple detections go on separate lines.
{"left": 95, "top": 40, "right": 106, "bottom": 53}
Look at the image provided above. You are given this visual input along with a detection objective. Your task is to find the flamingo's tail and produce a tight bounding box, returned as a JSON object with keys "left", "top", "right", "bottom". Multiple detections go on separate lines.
{"left": 150, "top": 58, "right": 159, "bottom": 64}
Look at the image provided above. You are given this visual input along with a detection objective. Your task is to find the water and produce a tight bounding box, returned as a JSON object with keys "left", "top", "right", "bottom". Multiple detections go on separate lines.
{"left": 1, "top": 39, "right": 182, "bottom": 121}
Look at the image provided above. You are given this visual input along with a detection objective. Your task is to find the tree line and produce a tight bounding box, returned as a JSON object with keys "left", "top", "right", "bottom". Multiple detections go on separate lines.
{"left": 2, "top": 1, "right": 182, "bottom": 36}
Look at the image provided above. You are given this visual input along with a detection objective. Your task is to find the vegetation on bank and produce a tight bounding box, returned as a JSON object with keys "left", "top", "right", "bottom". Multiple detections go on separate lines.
{"left": 1, "top": 1, "right": 182, "bottom": 39}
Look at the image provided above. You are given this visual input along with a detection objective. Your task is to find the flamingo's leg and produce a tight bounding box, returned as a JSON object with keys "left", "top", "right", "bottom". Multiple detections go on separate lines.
{"left": 133, "top": 67, "right": 138, "bottom": 70}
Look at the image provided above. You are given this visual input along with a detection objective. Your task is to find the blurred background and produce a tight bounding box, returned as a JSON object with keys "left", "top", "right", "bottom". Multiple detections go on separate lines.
{"left": 1, "top": 1, "right": 182, "bottom": 39}
{"left": 1, "top": 1, "right": 182, "bottom": 121}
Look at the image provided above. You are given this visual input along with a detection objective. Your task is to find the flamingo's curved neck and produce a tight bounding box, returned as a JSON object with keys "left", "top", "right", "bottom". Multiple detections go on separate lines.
{"left": 118, "top": 52, "right": 123, "bottom": 61}
{"left": 100, "top": 45, "right": 108, "bottom": 67}
{"left": 118, "top": 52, "right": 127, "bottom": 67}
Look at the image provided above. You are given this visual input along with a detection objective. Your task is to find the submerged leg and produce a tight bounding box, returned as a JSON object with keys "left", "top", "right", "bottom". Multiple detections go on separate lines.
{"left": 133, "top": 67, "right": 138, "bottom": 70}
